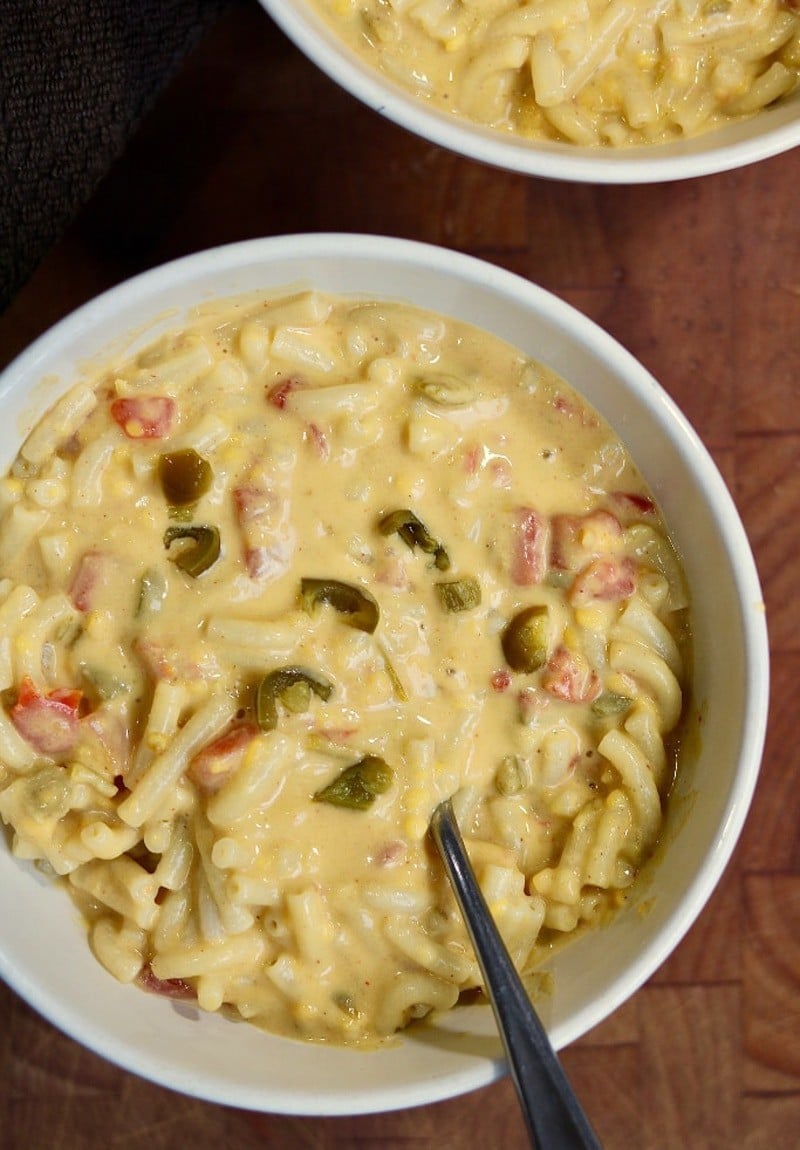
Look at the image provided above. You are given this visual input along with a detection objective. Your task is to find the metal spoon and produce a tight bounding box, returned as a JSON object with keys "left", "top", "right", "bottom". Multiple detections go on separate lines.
{"left": 430, "top": 798, "right": 603, "bottom": 1150}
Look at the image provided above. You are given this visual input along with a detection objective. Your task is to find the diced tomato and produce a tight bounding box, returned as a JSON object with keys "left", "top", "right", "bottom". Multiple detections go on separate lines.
{"left": 313, "top": 727, "right": 356, "bottom": 744}
{"left": 542, "top": 647, "right": 601, "bottom": 704}
{"left": 568, "top": 557, "right": 637, "bottom": 607}
{"left": 137, "top": 964, "right": 196, "bottom": 1000}
{"left": 11, "top": 676, "right": 82, "bottom": 756}
{"left": 550, "top": 509, "right": 623, "bottom": 571}
{"left": 134, "top": 638, "right": 219, "bottom": 683}
{"left": 266, "top": 377, "right": 304, "bottom": 409}
{"left": 510, "top": 506, "right": 550, "bottom": 585}
{"left": 552, "top": 394, "right": 599, "bottom": 427}
{"left": 188, "top": 723, "right": 257, "bottom": 792}
{"left": 463, "top": 444, "right": 482, "bottom": 475}
{"left": 48, "top": 685, "right": 82, "bottom": 709}
{"left": 375, "top": 552, "right": 410, "bottom": 589}
{"left": 516, "top": 686, "right": 552, "bottom": 723}
{"left": 233, "top": 479, "right": 293, "bottom": 582}
{"left": 462, "top": 443, "right": 511, "bottom": 485}
{"left": 233, "top": 483, "right": 277, "bottom": 524}
{"left": 69, "top": 549, "right": 109, "bottom": 612}
{"left": 233, "top": 485, "right": 262, "bottom": 523}
{"left": 490, "top": 669, "right": 512, "bottom": 692}
{"left": 244, "top": 545, "right": 285, "bottom": 581}
{"left": 110, "top": 395, "right": 176, "bottom": 439}
{"left": 134, "top": 639, "right": 175, "bottom": 681}
{"left": 305, "top": 422, "right": 330, "bottom": 460}
{"left": 372, "top": 839, "right": 408, "bottom": 868}
{"left": 610, "top": 491, "right": 656, "bottom": 519}
{"left": 489, "top": 459, "right": 511, "bottom": 488}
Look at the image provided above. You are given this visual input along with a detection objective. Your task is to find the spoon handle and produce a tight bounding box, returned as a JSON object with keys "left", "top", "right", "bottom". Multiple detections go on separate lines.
{"left": 430, "top": 799, "right": 603, "bottom": 1150}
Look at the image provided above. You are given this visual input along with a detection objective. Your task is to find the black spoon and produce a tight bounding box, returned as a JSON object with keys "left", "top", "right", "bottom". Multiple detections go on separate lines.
{"left": 430, "top": 798, "right": 604, "bottom": 1150}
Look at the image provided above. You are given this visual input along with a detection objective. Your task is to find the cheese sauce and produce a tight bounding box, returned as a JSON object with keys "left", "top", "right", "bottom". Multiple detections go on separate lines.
{"left": 0, "top": 290, "right": 690, "bottom": 1044}
{"left": 309, "top": 0, "right": 800, "bottom": 147}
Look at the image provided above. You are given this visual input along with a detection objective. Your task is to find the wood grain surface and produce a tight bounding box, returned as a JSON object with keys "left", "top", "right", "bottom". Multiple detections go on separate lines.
{"left": 1, "top": 3, "right": 799, "bottom": 1147}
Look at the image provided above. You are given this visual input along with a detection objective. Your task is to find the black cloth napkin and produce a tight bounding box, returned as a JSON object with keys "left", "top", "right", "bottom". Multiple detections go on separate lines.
{"left": 1, "top": 0, "right": 231, "bottom": 311}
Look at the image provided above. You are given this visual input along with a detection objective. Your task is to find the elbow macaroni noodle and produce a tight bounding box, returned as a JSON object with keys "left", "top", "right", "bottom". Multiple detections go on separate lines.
{"left": 311, "top": 0, "right": 800, "bottom": 147}
{"left": 0, "top": 290, "right": 690, "bottom": 1044}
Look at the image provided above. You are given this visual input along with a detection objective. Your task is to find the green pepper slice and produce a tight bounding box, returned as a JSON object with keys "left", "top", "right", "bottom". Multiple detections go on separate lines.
{"left": 495, "top": 754, "right": 527, "bottom": 797}
{"left": 136, "top": 567, "right": 168, "bottom": 618}
{"left": 435, "top": 577, "right": 481, "bottom": 613}
{"left": 501, "top": 605, "right": 549, "bottom": 672}
{"left": 256, "top": 666, "right": 333, "bottom": 731}
{"left": 414, "top": 373, "right": 478, "bottom": 406}
{"left": 159, "top": 448, "right": 213, "bottom": 506}
{"left": 313, "top": 755, "right": 393, "bottom": 810}
{"left": 332, "top": 992, "right": 360, "bottom": 1019}
{"left": 300, "top": 578, "right": 379, "bottom": 633}
{"left": 591, "top": 692, "right": 632, "bottom": 718}
{"left": 377, "top": 641, "right": 408, "bottom": 702}
{"left": 378, "top": 509, "right": 450, "bottom": 572}
{"left": 79, "top": 663, "right": 128, "bottom": 700}
{"left": 167, "top": 505, "right": 195, "bottom": 524}
{"left": 163, "top": 525, "right": 220, "bottom": 577}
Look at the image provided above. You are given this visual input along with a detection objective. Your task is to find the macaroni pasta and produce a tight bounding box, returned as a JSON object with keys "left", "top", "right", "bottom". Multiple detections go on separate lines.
{"left": 0, "top": 290, "right": 690, "bottom": 1044}
{"left": 311, "top": 0, "right": 800, "bottom": 147}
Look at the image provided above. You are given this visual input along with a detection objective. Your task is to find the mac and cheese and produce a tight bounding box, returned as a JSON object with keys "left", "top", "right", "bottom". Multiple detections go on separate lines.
{"left": 311, "top": 0, "right": 800, "bottom": 146}
{"left": 0, "top": 290, "right": 690, "bottom": 1043}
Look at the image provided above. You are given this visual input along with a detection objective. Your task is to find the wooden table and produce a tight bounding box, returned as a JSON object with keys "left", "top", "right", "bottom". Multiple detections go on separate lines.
{"left": 1, "top": 4, "right": 799, "bottom": 1146}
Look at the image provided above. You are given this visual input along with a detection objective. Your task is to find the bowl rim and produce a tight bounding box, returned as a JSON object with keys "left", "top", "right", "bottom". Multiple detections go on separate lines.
{"left": 257, "top": 0, "right": 800, "bottom": 184}
{"left": 0, "top": 233, "right": 771, "bottom": 1113}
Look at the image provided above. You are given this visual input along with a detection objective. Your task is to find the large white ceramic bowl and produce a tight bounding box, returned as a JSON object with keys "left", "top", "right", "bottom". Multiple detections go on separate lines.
{"left": 0, "top": 234, "right": 768, "bottom": 1114}
{"left": 259, "top": 0, "right": 800, "bottom": 183}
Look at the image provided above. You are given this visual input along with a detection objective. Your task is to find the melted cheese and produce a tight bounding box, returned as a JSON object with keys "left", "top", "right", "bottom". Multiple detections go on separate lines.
{"left": 309, "top": 0, "right": 800, "bottom": 147}
{"left": 0, "top": 291, "right": 690, "bottom": 1043}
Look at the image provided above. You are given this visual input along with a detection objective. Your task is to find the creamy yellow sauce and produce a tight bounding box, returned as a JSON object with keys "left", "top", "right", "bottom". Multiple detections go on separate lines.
{"left": 0, "top": 290, "right": 689, "bottom": 1044}
{"left": 311, "top": 0, "right": 800, "bottom": 147}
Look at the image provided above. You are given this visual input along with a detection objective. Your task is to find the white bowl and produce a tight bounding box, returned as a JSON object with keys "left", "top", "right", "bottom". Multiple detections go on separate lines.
{"left": 258, "top": 0, "right": 800, "bottom": 184}
{"left": 0, "top": 234, "right": 768, "bottom": 1114}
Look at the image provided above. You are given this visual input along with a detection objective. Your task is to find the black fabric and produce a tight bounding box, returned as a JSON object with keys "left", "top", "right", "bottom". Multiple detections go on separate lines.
{"left": 1, "top": 0, "right": 231, "bottom": 311}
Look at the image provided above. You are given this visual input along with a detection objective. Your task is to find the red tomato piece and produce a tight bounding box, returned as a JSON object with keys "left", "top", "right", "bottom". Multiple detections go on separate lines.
{"left": 490, "top": 669, "right": 512, "bottom": 692}
{"left": 374, "top": 552, "right": 410, "bottom": 590}
{"left": 245, "top": 545, "right": 288, "bottom": 581}
{"left": 516, "top": 686, "right": 552, "bottom": 723}
{"left": 266, "top": 377, "right": 304, "bottom": 409}
{"left": 11, "top": 676, "right": 82, "bottom": 756}
{"left": 463, "top": 444, "right": 482, "bottom": 475}
{"left": 552, "top": 394, "right": 600, "bottom": 427}
{"left": 568, "top": 557, "right": 637, "bottom": 607}
{"left": 233, "top": 484, "right": 273, "bottom": 524}
{"left": 110, "top": 395, "right": 176, "bottom": 439}
{"left": 137, "top": 964, "right": 196, "bottom": 1000}
{"left": 371, "top": 839, "right": 408, "bottom": 868}
{"left": 313, "top": 727, "right": 357, "bottom": 744}
{"left": 610, "top": 491, "right": 656, "bottom": 519}
{"left": 69, "top": 549, "right": 109, "bottom": 612}
{"left": 542, "top": 647, "right": 602, "bottom": 704}
{"left": 134, "top": 638, "right": 219, "bottom": 683}
{"left": 510, "top": 506, "right": 550, "bottom": 585}
{"left": 305, "top": 422, "right": 330, "bottom": 459}
{"left": 188, "top": 723, "right": 257, "bottom": 792}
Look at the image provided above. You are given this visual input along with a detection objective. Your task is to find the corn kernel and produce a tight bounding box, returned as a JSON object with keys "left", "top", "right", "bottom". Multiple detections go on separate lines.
{"left": 405, "top": 814, "right": 427, "bottom": 840}
{"left": 562, "top": 625, "right": 581, "bottom": 648}
{"left": 574, "top": 607, "right": 605, "bottom": 630}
